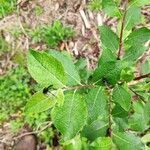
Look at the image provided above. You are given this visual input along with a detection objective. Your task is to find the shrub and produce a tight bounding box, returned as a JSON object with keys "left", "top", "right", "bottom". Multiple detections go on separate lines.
{"left": 25, "top": 0, "right": 150, "bottom": 149}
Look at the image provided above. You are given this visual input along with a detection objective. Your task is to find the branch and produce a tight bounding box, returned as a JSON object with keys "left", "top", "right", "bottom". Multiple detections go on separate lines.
{"left": 117, "top": 1, "right": 128, "bottom": 59}
{"left": 64, "top": 84, "right": 97, "bottom": 91}
{"left": 13, "top": 122, "right": 52, "bottom": 140}
{"left": 129, "top": 88, "right": 146, "bottom": 103}
{"left": 108, "top": 93, "right": 113, "bottom": 137}
{"left": 105, "top": 83, "right": 113, "bottom": 138}
{"left": 134, "top": 73, "right": 150, "bottom": 81}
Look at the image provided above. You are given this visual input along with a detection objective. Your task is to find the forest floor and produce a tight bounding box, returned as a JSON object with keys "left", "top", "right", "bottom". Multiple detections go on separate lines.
{"left": 0, "top": 0, "right": 150, "bottom": 150}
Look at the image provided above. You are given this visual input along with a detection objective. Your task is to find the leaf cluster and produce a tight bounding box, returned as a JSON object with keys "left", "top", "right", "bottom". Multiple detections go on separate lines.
{"left": 28, "top": 21, "right": 75, "bottom": 48}
{"left": 25, "top": 0, "right": 150, "bottom": 149}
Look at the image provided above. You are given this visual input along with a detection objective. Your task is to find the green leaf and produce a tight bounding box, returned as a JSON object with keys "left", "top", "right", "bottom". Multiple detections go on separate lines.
{"left": 113, "top": 118, "right": 129, "bottom": 132}
{"left": 112, "top": 104, "right": 128, "bottom": 118}
{"left": 124, "top": 6, "right": 141, "bottom": 31}
{"left": 102, "top": 0, "right": 121, "bottom": 17}
{"left": 113, "top": 132, "right": 145, "bottom": 150}
{"left": 129, "top": 0, "right": 150, "bottom": 7}
{"left": 75, "top": 58, "right": 91, "bottom": 83}
{"left": 27, "top": 50, "right": 66, "bottom": 88}
{"left": 98, "top": 48, "right": 116, "bottom": 66}
{"left": 88, "top": 0, "right": 102, "bottom": 12}
{"left": 48, "top": 50, "right": 81, "bottom": 86}
{"left": 93, "top": 61, "right": 116, "bottom": 83}
{"left": 129, "top": 100, "right": 149, "bottom": 132}
{"left": 90, "top": 137, "right": 112, "bottom": 150}
{"left": 82, "top": 118, "right": 108, "bottom": 141}
{"left": 86, "top": 86, "right": 108, "bottom": 123}
{"left": 123, "top": 45, "right": 147, "bottom": 62}
{"left": 144, "top": 100, "right": 150, "bottom": 124}
{"left": 112, "top": 85, "right": 131, "bottom": 111}
{"left": 129, "top": 113, "right": 148, "bottom": 132}
{"left": 120, "top": 67, "right": 135, "bottom": 82}
{"left": 51, "top": 92, "right": 87, "bottom": 141}
{"left": 93, "top": 60, "right": 126, "bottom": 85}
{"left": 63, "top": 136, "right": 86, "bottom": 150}
{"left": 125, "top": 27, "right": 150, "bottom": 46}
{"left": 55, "top": 89, "right": 64, "bottom": 107}
{"left": 99, "top": 25, "right": 119, "bottom": 53}
{"left": 142, "top": 60, "right": 150, "bottom": 75}
{"left": 25, "top": 92, "right": 55, "bottom": 114}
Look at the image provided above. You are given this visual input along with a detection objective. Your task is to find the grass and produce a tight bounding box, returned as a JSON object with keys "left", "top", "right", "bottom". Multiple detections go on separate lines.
{"left": 28, "top": 21, "right": 75, "bottom": 48}
{"left": 0, "top": 0, "right": 17, "bottom": 18}
{"left": 0, "top": 66, "right": 31, "bottom": 122}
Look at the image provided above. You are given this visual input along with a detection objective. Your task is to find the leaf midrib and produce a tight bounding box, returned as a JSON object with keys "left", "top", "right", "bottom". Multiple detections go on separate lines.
{"left": 33, "top": 54, "right": 65, "bottom": 87}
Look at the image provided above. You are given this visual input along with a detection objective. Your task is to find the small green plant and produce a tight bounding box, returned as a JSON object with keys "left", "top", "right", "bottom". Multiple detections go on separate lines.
{"left": 0, "top": 66, "right": 31, "bottom": 122}
{"left": 28, "top": 21, "right": 74, "bottom": 48}
{"left": 26, "top": 0, "right": 150, "bottom": 149}
{"left": 0, "top": 0, "right": 17, "bottom": 18}
{"left": 88, "top": 0, "right": 102, "bottom": 12}
{"left": 0, "top": 36, "right": 10, "bottom": 55}
{"left": 34, "top": 5, "right": 44, "bottom": 16}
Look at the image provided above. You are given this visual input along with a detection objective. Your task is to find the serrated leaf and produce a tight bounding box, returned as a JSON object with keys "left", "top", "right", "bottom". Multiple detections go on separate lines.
{"left": 48, "top": 50, "right": 81, "bottom": 86}
{"left": 114, "top": 118, "right": 129, "bottom": 132}
{"left": 144, "top": 100, "right": 150, "bottom": 124}
{"left": 124, "top": 6, "right": 141, "bottom": 31}
{"left": 142, "top": 60, "right": 150, "bottom": 75}
{"left": 82, "top": 118, "right": 108, "bottom": 141}
{"left": 27, "top": 50, "right": 66, "bottom": 88}
{"left": 55, "top": 89, "right": 64, "bottom": 107}
{"left": 93, "top": 60, "right": 125, "bottom": 85}
{"left": 63, "top": 136, "right": 84, "bottom": 150}
{"left": 51, "top": 92, "right": 87, "bottom": 141}
{"left": 112, "top": 85, "right": 131, "bottom": 111}
{"left": 120, "top": 67, "right": 135, "bottom": 82}
{"left": 125, "top": 27, "right": 150, "bottom": 46}
{"left": 113, "top": 132, "right": 145, "bottom": 150}
{"left": 75, "top": 58, "right": 91, "bottom": 82}
{"left": 86, "top": 86, "right": 108, "bottom": 123}
{"left": 129, "top": 100, "right": 149, "bottom": 131}
{"left": 129, "top": 0, "right": 150, "bottom": 7}
{"left": 99, "top": 25, "right": 119, "bottom": 53}
{"left": 123, "top": 45, "right": 147, "bottom": 62}
{"left": 129, "top": 113, "right": 148, "bottom": 132}
{"left": 98, "top": 48, "right": 116, "bottom": 66}
{"left": 25, "top": 92, "right": 55, "bottom": 114}
{"left": 102, "top": 0, "right": 121, "bottom": 17}
{"left": 90, "top": 137, "right": 112, "bottom": 150}
{"left": 112, "top": 104, "right": 128, "bottom": 118}
{"left": 93, "top": 61, "right": 116, "bottom": 83}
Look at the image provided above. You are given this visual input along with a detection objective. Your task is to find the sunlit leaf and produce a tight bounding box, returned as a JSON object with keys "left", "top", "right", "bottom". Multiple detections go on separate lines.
{"left": 99, "top": 25, "right": 119, "bottom": 53}
{"left": 113, "top": 132, "right": 145, "bottom": 150}
{"left": 102, "top": 0, "right": 121, "bottom": 17}
{"left": 25, "top": 92, "right": 55, "bottom": 114}
{"left": 28, "top": 50, "right": 66, "bottom": 88}
{"left": 112, "top": 85, "right": 131, "bottom": 111}
{"left": 48, "top": 50, "right": 81, "bottom": 86}
{"left": 51, "top": 92, "right": 87, "bottom": 141}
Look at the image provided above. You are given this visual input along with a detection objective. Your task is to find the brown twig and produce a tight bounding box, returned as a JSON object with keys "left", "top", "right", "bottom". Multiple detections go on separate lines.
{"left": 13, "top": 122, "right": 52, "bottom": 140}
{"left": 134, "top": 73, "right": 150, "bottom": 81}
{"left": 105, "top": 83, "right": 113, "bottom": 137}
{"left": 117, "top": 1, "right": 128, "bottom": 60}
{"left": 129, "top": 88, "right": 146, "bottom": 103}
